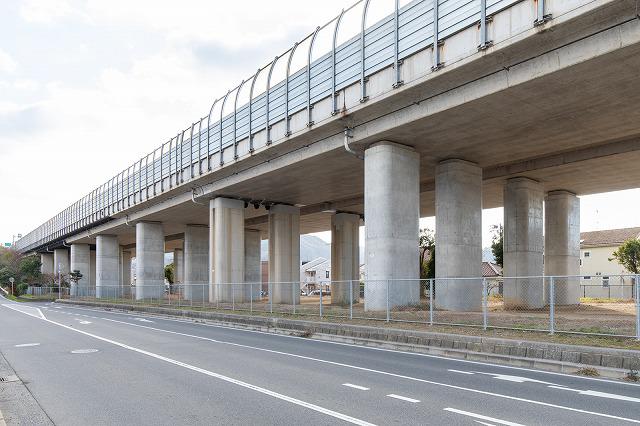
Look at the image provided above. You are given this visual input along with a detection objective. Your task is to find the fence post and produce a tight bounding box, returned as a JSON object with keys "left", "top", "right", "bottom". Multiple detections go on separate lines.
{"left": 482, "top": 277, "right": 488, "bottom": 331}
{"left": 549, "top": 276, "right": 555, "bottom": 335}
{"left": 293, "top": 283, "right": 296, "bottom": 315}
{"left": 269, "top": 282, "right": 273, "bottom": 314}
{"left": 250, "top": 283, "right": 253, "bottom": 314}
{"left": 319, "top": 285, "right": 323, "bottom": 319}
{"left": 232, "top": 283, "right": 235, "bottom": 311}
{"left": 216, "top": 282, "right": 219, "bottom": 309}
{"left": 386, "top": 280, "right": 390, "bottom": 323}
{"left": 349, "top": 280, "right": 353, "bottom": 320}
{"left": 429, "top": 279, "right": 434, "bottom": 326}
{"left": 636, "top": 274, "right": 640, "bottom": 341}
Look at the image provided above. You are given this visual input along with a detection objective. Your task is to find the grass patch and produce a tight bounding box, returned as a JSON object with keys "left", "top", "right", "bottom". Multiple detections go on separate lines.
{"left": 580, "top": 297, "right": 632, "bottom": 304}
{"left": 575, "top": 367, "right": 600, "bottom": 377}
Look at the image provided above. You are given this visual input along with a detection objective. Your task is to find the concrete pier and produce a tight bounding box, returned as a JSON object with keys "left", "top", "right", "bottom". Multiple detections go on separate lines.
{"left": 96, "top": 235, "right": 119, "bottom": 298}
{"left": 120, "top": 248, "right": 131, "bottom": 296}
{"left": 545, "top": 190, "right": 581, "bottom": 305}
{"left": 184, "top": 224, "right": 209, "bottom": 302}
{"left": 135, "top": 222, "right": 165, "bottom": 300}
{"left": 70, "top": 243, "right": 91, "bottom": 296}
{"left": 331, "top": 213, "right": 360, "bottom": 305}
{"left": 364, "top": 142, "right": 420, "bottom": 311}
{"left": 40, "top": 253, "right": 54, "bottom": 276}
{"left": 173, "top": 248, "right": 184, "bottom": 284}
{"left": 90, "top": 250, "right": 96, "bottom": 289}
{"left": 211, "top": 198, "right": 246, "bottom": 303}
{"left": 245, "top": 229, "right": 262, "bottom": 301}
{"left": 503, "top": 177, "right": 544, "bottom": 309}
{"left": 435, "top": 159, "right": 482, "bottom": 311}
{"left": 53, "top": 248, "right": 69, "bottom": 281}
{"left": 268, "top": 204, "right": 300, "bottom": 305}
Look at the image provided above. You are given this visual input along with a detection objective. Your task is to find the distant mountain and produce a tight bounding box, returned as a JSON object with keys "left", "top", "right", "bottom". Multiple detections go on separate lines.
{"left": 261, "top": 234, "right": 330, "bottom": 263}
{"left": 482, "top": 247, "right": 495, "bottom": 263}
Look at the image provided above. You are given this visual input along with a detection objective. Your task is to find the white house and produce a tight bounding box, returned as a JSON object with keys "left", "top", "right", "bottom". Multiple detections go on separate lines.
{"left": 580, "top": 227, "right": 640, "bottom": 299}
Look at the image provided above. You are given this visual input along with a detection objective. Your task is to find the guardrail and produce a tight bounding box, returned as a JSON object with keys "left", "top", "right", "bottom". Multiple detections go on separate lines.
{"left": 15, "top": 0, "right": 535, "bottom": 252}
{"left": 64, "top": 273, "right": 640, "bottom": 339}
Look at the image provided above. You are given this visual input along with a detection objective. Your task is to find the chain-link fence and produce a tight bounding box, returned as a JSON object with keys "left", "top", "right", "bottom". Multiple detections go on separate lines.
{"left": 64, "top": 274, "right": 640, "bottom": 339}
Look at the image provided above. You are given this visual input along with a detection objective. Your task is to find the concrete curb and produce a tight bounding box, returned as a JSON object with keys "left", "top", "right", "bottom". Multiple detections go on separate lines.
{"left": 59, "top": 300, "right": 640, "bottom": 380}
{"left": 0, "top": 352, "right": 53, "bottom": 425}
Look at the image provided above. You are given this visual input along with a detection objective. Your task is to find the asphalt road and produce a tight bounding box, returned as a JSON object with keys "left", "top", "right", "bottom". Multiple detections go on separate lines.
{"left": 0, "top": 297, "right": 639, "bottom": 425}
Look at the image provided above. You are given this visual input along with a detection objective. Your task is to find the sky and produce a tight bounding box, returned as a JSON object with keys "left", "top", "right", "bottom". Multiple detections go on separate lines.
{"left": 2, "top": 0, "right": 640, "bottom": 248}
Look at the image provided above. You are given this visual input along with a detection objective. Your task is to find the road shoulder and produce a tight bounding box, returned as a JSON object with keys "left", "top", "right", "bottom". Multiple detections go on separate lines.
{"left": 0, "top": 351, "right": 53, "bottom": 425}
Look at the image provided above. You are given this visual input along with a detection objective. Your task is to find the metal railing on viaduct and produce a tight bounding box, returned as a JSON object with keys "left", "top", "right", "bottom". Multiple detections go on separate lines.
{"left": 16, "top": 0, "right": 543, "bottom": 253}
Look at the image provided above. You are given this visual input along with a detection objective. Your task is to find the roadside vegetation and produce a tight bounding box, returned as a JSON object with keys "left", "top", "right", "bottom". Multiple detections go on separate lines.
{"left": 0, "top": 247, "right": 44, "bottom": 297}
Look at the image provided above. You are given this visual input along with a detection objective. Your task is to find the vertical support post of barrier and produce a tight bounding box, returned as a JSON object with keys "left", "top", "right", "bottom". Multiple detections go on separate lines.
{"left": 392, "top": 0, "right": 402, "bottom": 87}
{"left": 549, "top": 277, "right": 555, "bottom": 335}
{"left": 349, "top": 280, "right": 353, "bottom": 320}
{"left": 482, "top": 278, "right": 488, "bottom": 331}
{"left": 319, "top": 285, "right": 323, "bottom": 318}
{"left": 636, "top": 275, "right": 640, "bottom": 341}
{"left": 216, "top": 283, "right": 219, "bottom": 309}
{"left": 386, "top": 280, "right": 390, "bottom": 323}
{"left": 269, "top": 282, "right": 273, "bottom": 314}
{"left": 250, "top": 283, "right": 253, "bottom": 314}
{"left": 432, "top": 0, "right": 442, "bottom": 70}
{"left": 429, "top": 278, "right": 434, "bottom": 326}
{"left": 232, "top": 283, "right": 235, "bottom": 311}
{"left": 293, "top": 283, "right": 296, "bottom": 315}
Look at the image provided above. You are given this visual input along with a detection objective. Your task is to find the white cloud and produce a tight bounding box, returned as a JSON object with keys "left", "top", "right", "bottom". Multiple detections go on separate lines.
{"left": 19, "top": 0, "right": 90, "bottom": 24}
{"left": 0, "top": 49, "right": 17, "bottom": 73}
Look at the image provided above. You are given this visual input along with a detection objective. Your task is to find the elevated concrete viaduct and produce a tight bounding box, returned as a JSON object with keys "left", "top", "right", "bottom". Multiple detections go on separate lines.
{"left": 21, "top": 0, "right": 640, "bottom": 311}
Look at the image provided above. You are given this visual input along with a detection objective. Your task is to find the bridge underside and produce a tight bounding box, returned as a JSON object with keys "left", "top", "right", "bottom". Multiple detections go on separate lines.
{"left": 66, "top": 27, "right": 640, "bottom": 243}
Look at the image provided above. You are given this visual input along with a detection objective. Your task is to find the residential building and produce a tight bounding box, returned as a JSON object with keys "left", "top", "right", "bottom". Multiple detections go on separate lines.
{"left": 579, "top": 227, "right": 640, "bottom": 299}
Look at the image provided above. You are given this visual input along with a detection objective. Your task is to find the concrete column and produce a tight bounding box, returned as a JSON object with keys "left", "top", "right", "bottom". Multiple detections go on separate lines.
{"left": 545, "top": 190, "right": 581, "bottom": 305}
{"left": 70, "top": 244, "right": 90, "bottom": 296}
{"left": 435, "top": 159, "right": 482, "bottom": 311}
{"left": 364, "top": 142, "right": 420, "bottom": 311}
{"left": 173, "top": 248, "right": 184, "bottom": 284}
{"left": 245, "top": 229, "right": 262, "bottom": 301}
{"left": 53, "top": 248, "right": 69, "bottom": 283}
{"left": 96, "top": 235, "right": 119, "bottom": 299}
{"left": 90, "top": 249, "right": 96, "bottom": 290}
{"left": 331, "top": 213, "right": 360, "bottom": 305}
{"left": 136, "top": 222, "right": 165, "bottom": 300}
{"left": 120, "top": 248, "right": 131, "bottom": 296}
{"left": 184, "top": 224, "right": 209, "bottom": 302}
{"left": 211, "top": 198, "right": 246, "bottom": 303}
{"left": 268, "top": 204, "right": 300, "bottom": 304}
{"left": 40, "top": 253, "right": 54, "bottom": 276}
{"left": 503, "top": 178, "right": 544, "bottom": 309}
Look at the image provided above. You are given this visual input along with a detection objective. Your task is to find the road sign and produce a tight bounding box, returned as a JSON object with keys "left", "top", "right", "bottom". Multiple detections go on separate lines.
{"left": 9, "top": 277, "right": 14, "bottom": 283}
{"left": 3, "top": 243, "right": 11, "bottom": 247}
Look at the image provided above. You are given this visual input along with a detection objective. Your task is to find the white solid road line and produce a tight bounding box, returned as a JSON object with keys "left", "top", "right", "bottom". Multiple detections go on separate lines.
{"left": 83, "top": 313, "right": 640, "bottom": 424}
{"left": 3, "top": 304, "right": 375, "bottom": 426}
{"left": 14, "top": 343, "right": 40, "bottom": 347}
{"left": 547, "top": 385, "right": 640, "bottom": 403}
{"left": 52, "top": 303, "right": 640, "bottom": 388}
{"left": 343, "top": 383, "right": 370, "bottom": 391}
{"left": 443, "top": 408, "right": 525, "bottom": 426}
{"left": 386, "top": 394, "right": 420, "bottom": 403}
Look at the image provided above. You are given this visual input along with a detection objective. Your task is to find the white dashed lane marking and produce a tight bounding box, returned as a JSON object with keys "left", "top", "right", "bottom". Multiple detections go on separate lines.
{"left": 386, "top": 394, "right": 420, "bottom": 403}
{"left": 444, "top": 408, "right": 525, "bottom": 426}
{"left": 342, "top": 383, "right": 370, "bottom": 391}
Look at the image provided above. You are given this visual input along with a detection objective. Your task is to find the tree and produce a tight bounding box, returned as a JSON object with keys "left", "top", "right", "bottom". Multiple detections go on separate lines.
{"left": 419, "top": 228, "right": 435, "bottom": 279}
{"left": 491, "top": 224, "right": 503, "bottom": 267}
{"left": 0, "top": 248, "right": 42, "bottom": 289}
{"left": 164, "top": 263, "right": 175, "bottom": 284}
{"left": 610, "top": 239, "right": 640, "bottom": 274}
